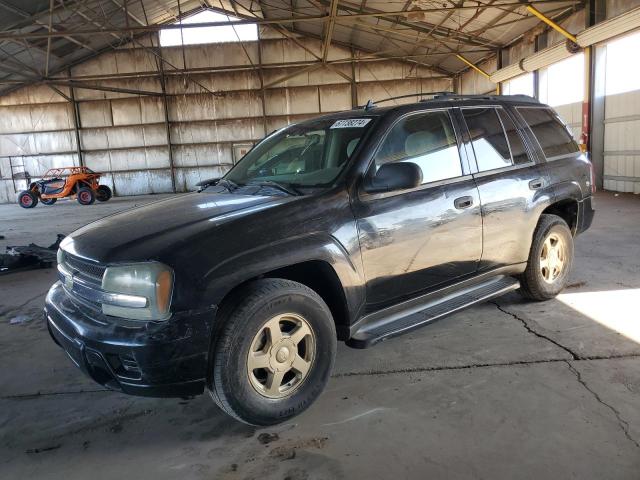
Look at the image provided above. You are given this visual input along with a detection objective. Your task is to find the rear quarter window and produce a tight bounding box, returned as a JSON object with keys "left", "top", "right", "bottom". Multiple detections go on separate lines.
{"left": 516, "top": 107, "right": 578, "bottom": 159}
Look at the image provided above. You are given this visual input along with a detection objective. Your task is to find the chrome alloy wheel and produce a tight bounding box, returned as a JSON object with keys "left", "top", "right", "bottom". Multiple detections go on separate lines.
{"left": 540, "top": 232, "right": 566, "bottom": 283}
{"left": 247, "top": 313, "right": 315, "bottom": 399}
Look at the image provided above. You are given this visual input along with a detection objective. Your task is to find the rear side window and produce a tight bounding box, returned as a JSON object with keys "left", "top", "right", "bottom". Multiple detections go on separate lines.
{"left": 516, "top": 107, "right": 579, "bottom": 159}
{"left": 374, "top": 110, "right": 463, "bottom": 184}
{"left": 497, "top": 109, "right": 530, "bottom": 165}
{"left": 461, "top": 107, "right": 512, "bottom": 171}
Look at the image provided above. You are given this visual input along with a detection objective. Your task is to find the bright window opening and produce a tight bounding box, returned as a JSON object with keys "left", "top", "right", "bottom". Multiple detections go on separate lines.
{"left": 160, "top": 10, "right": 258, "bottom": 46}
{"left": 539, "top": 53, "right": 584, "bottom": 107}
{"left": 502, "top": 73, "right": 534, "bottom": 97}
{"left": 605, "top": 30, "right": 640, "bottom": 96}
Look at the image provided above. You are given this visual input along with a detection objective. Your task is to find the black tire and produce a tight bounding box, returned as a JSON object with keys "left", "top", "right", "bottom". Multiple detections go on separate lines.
{"left": 40, "top": 197, "right": 57, "bottom": 205}
{"left": 18, "top": 190, "right": 38, "bottom": 208}
{"left": 77, "top": 187, "right": 95, "bottom": 205}
{"left": 96, "top": 185, "right": 112, "bottom": 202}
{"left": 519, "top": 214, "right": 574, "bottom": 301}
{"left": 209, "top": 278, "right": 336, "bottom": 426}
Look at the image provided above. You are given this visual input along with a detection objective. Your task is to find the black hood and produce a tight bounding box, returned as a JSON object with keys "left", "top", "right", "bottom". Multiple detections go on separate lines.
{"left": 61, "top": 192, "right": 291, "bottom": 263}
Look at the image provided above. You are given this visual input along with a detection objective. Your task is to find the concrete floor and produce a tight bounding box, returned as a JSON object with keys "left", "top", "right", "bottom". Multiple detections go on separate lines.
{"left": 1, "top": 191, "right": 639, "bottom": 479}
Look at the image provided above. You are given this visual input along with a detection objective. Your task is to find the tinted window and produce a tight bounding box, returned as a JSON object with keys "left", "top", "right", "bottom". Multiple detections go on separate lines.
{"left": 497, "top": 109, "right": 530, "bottom": 165}
{"left": 516, "top": 107, "right": 579, "bottom": 158}
{"left": 462, "top": 107, "right": 512, "bottom": 171}
{"left": 374, "top": 111, "right": 462, "bottom": 184}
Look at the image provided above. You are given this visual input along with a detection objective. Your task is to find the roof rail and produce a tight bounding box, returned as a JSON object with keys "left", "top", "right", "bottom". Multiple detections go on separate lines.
{"left": 359, "top": 91, "right": 455, "bottom": 110}
{"left": 432, "top": 92, "right": 541, "bottom": 104}
{"left": 357, "top": 92, "right": 540, "bottom": 110}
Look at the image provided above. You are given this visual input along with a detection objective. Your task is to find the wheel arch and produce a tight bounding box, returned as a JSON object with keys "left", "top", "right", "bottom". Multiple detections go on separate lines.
{"left": 214, "top": 259, "right": 352, "bottom": 341}
{"left": 541, "top": 198, "right": 579, "bottom": 235}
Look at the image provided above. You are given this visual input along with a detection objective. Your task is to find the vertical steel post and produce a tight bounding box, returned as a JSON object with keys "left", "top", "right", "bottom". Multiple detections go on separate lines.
{"left": 587, "top": 0, "right": 607, "bottom": 189}
{"left": 350, "top": 47, "right": 357, "bottom": 108}
{"left": 156, "top": 38, "right": 177, "bottom": 193}
{"left": 257, "top": 27, "right": 268, "bottom": 136}
{"left": 68, "top": 69, "right": 84, "bottom": 167}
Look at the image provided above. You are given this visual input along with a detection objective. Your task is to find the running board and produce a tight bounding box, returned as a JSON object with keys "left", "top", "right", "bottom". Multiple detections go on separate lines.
{"left": 346, "top": 276, "right": 520, "bottom": 349}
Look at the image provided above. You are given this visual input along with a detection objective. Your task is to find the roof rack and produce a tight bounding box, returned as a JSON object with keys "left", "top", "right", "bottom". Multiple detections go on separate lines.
{"left": 360, "top": 91, "right": 454, "bottom": 110}
{"left": 359, "top": 92, "right": 540, "bottom": 110}
{"left": 432, "top": 93, "right": 541, "bottom": 104}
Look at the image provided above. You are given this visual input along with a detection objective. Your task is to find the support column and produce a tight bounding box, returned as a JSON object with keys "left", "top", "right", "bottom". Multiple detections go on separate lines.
{"left": 156, "top": 35, "right": 177, "bottom": 193}
{"left": 350, "top": 47, "right": 357, "bottom": 108}
{"left": 587, "top": 0, "right": 607, "bottom": 189}
{"left": 68, "top": 69, "right": 84, "bottom": 167}
{"left": 257, "top": 28, "right": 268, "bottom": 137}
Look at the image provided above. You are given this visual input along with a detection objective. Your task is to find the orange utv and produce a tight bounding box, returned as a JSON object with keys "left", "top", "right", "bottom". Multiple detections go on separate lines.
{"left": 18, "top": 167, "right": 112, "bottom": 209}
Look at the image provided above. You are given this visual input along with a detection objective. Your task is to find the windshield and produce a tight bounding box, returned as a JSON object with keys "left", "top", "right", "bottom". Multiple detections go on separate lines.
{"left": 224, "top": 116, "right": 374, "bottom": 188}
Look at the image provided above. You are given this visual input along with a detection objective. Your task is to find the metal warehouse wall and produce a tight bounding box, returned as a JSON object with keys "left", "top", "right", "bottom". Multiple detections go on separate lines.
{"left": 0, "top": 27, "right": 452, "bottom": 203}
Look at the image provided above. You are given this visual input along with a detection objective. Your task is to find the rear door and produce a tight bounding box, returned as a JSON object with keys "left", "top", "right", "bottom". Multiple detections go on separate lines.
{"left": 458, "top": 105, "right": 552, "bottom": 270}
{"left": 352, "top": 108, "right": 483, "bottom": 309}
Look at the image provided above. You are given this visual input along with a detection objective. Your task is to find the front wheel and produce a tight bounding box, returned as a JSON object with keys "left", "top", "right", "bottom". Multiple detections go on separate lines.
{"left": 18, "top": 190, "right": 38, "bottom": 208}
{"left": 209, "top": 279, "right": 336, "bottom": 426}
{"left": 519, "top": 214, "right": 574, "bottom": 301}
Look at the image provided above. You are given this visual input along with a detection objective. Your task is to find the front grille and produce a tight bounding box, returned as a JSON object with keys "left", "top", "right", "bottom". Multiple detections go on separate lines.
{"left": 63, "top": 253, "right": 106, "bottom": 285}
{"left": 60, "top": 252, "right": 106, "bottom": 311}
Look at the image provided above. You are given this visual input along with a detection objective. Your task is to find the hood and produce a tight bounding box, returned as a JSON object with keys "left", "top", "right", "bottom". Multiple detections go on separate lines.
{"left": 61, "top": 192, "right": 290, "bottom": 262}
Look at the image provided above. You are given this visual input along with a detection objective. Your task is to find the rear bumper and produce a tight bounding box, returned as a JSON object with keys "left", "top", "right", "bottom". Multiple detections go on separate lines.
{"left": 576, "top": 195, "right": 595, "bottom": 235}
{"left": 45, "top": 281, "right": 216, "bottom": 398}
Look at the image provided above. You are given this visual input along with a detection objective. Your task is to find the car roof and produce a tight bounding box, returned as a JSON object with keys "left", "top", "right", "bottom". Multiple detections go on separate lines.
{"left": 299, "top": 94, "right": 548, "bottom": 126}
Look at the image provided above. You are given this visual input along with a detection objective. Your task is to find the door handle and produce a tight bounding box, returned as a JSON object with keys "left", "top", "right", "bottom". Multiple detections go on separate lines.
{"left": 529, "top": 178, "right": 544, "bottom": 190}
{"left": 454, "top": 196, "right": 474, "bottom": 209}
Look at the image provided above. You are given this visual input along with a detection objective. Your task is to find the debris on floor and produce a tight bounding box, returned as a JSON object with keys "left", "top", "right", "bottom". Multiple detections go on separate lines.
{"left": 9, "top": 314, "right": 32, "bottom": 325}
{"left": 0, "top": 234, "right": 64, "bottom": 275}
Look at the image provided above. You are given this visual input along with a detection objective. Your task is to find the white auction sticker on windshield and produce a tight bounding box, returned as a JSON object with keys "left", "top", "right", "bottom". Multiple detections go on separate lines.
{"left": 330, "top": 118, "right": 371, "bottom": 129}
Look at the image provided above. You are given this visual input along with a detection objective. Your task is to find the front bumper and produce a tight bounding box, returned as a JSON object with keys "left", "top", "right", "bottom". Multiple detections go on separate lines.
{"left": 45, "top": 281, "right": 216, "bottom": 397}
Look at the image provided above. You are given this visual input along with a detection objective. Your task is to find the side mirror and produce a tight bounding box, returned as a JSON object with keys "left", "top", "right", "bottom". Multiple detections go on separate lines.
{"left": 195, "top": 177, "right": 220, "bottom": 192}
{"left": 364, "top": 162, "right": 422, "bottom": 193}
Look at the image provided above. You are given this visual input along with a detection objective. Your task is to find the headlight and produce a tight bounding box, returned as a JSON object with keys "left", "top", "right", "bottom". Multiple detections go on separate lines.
{"left": 101, "top": 262, "right": 174, "bottom": 321}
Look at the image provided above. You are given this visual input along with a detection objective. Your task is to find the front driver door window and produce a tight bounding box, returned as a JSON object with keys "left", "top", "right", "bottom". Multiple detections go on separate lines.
{"left": 354, "top": 110, "right": 483, "bottom": 308}
{"left": 372, "top": 110, "right": 463, "bottom": 184}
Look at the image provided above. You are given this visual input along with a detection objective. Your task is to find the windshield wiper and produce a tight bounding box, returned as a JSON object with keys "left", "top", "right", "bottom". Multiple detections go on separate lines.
{"left": 246, "top": 180, "right": 301, "bottom": 196}
{"left": 218, "top": 179, "right": 238, "bottom": 191}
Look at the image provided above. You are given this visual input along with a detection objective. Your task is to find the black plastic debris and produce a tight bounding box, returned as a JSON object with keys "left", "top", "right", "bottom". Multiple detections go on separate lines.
{"left": 0, "top": 234, "right": 65, "bottom": 275}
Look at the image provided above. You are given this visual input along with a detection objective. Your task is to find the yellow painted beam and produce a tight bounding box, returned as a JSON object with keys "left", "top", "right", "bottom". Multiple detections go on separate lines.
{"left": 526, "top": 5, "right": 577, "bottom": 43}
{"left": 456, "top": 54, "right": 491, "bottom": 79}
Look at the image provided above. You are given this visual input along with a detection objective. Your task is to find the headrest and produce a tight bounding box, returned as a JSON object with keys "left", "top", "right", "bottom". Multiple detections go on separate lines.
{"left": 405, "top": 131, "right": 436, "bottom": 157}
{"left": 346, "top": 138, "right": 360, "bottom": 158}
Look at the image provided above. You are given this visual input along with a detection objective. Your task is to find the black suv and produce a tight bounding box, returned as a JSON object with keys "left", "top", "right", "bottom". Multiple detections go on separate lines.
{"left": 45, "top": 94, "right": 595, "bottom": 425}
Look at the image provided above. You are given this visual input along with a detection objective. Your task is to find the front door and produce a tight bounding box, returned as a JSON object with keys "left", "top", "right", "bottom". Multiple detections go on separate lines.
{"left": 352, "top": 109, "right": 483, "bottom": 309}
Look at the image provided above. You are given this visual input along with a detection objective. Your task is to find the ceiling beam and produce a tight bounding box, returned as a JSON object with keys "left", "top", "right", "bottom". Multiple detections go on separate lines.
{"left": 0, "top": 1, "right": 582, "bottom": 42}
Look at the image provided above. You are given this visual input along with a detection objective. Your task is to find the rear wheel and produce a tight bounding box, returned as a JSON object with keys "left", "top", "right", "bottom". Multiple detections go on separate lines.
{"left": 519, "top": 214, "right": 574, "bottom": 301}
{"left": 40, "top": 197, "right": 57, "bottom": 206}
{"left": 77, "top": 187, "right": 95, "bottom": 205}
{"left": 96, "top": 185, "right": 112, "bottom": 202}
{"left": 209, "top": 279, "right": 336, "bottom": 426}
{"left": 18, "top": 190, "right": 38, "bottom": 208}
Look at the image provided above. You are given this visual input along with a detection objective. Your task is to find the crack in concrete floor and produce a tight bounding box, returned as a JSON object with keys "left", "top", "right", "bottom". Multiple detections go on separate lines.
{"left": 491, "top": 301, "right": 640, "bottom": 450}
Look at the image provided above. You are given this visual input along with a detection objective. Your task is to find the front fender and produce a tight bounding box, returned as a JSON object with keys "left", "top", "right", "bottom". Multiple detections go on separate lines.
{"left": 201, "top": 232, "right": 365, "bottom": 321}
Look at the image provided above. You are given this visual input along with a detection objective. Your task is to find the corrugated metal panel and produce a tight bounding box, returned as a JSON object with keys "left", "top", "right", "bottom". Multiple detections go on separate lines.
{"left": 0, "top": 36, "right": 457, "bottom": 202}
{"left": 604, "top": 89, "right": 640, "bottom": 193}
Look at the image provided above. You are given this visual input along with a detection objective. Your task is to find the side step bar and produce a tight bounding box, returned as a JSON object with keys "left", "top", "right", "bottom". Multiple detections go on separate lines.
{"left": 346, "top": 276, "right": 520, "bottom": 349}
